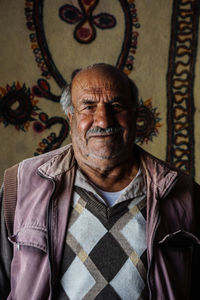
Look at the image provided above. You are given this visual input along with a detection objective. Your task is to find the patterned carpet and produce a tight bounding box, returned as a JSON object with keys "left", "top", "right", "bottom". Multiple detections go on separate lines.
{"left": 0, "top": 0, "right": 200, "bottom": 184}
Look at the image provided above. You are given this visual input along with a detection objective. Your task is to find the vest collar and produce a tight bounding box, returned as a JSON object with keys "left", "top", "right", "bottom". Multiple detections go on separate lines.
{"left": 38, "top": 144, "right": 76, "bottom": 179}
{"left": 137, "top": 145, "right": 179, "bottom": 199}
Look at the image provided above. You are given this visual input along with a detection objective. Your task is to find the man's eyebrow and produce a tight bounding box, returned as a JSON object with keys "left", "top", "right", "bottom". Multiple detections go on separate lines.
{"left": 81, "top": 97, "right": 123, "bottom": 104}
{"left": 81, "top": 99, "right": 96, "bottom": 104}
{"left": 108, "top": 97, "right": 123, "bottom": 103}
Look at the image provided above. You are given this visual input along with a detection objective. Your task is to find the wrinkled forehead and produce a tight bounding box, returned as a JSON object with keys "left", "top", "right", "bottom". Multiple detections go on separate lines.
{"left": 71, "top": 67, "right": 131, "bottom": 98}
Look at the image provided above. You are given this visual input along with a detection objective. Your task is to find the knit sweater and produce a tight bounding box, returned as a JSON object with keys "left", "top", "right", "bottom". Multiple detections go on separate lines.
{"left": 54, "top": 169, "right": 148, "bottom": 300}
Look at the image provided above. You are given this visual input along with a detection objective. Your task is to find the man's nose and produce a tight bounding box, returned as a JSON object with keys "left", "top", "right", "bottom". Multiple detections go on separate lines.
{"left": 93, "top": 104, "right": 115, "bottom": 128}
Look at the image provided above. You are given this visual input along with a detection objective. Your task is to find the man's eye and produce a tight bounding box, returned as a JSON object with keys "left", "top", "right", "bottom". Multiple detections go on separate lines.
{"left": 84, "top": 106, "right": 94, "bottom": 110}
{"left": 112, "top": 103, "right": 123, "bottom": 110}
{"left": 81, "top": 105, "right": 96, "bottom": 112}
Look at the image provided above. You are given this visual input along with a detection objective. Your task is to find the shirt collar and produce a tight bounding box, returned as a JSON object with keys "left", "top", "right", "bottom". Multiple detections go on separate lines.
{"left": 74, "top": 167, "right": 146, "bottom": 206}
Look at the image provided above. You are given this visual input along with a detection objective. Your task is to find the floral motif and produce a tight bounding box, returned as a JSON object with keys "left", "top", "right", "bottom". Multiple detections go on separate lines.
{"left": 33, "top": 112, "right": 69, "bottom": 155}
{"left": 59, "top": 0, "right": 116, "bottom": 43}
{"left": 0, "top": 82, "right": 40, "bottom": 131}
{"left": 25, "top": 0, "right": 140, "bottom": 84}
{"left": 32, "top": 79, "right": 60, "bottom": 102}
{"left": 136, "top": 98, "right": 162, "bottom": 144}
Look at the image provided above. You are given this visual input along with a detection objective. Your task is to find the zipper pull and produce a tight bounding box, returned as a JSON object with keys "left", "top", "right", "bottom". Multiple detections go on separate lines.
{"left": 17, "top": 243, "right": 20, "bottom": 251}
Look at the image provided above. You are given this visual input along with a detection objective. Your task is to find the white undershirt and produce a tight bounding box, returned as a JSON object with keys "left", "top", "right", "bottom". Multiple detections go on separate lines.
{"left": 93, "top": 186, "right": 127, "bottom": 207}
{"left": 92, "top": 168, "right": 143, "bottom": 207}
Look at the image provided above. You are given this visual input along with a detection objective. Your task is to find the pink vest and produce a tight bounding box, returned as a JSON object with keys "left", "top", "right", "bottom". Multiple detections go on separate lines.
{"left": 8, "top": 144, "right": 76, "bottom": 299}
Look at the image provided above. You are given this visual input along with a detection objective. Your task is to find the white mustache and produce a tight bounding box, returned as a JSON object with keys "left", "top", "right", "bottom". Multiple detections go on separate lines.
{"left": 86, "top": 126, "right": 123, "bottom": 137}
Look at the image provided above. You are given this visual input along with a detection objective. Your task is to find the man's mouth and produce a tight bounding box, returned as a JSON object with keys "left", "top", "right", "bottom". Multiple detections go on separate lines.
{"left": 88, "top": 132, "right": 115, "bottom": 138}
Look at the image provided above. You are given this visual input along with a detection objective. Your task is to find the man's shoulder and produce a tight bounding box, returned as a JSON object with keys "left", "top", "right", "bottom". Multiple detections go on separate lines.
{"left": 137, "top": 145, "right": 186, "bottom": 175}
{"left": 21, "top": 143, "right": 72, "bottom": 164}
{"left": 136, "top": 145, "right": 199, "bottom": 189}
{"left": 15, "top": 144, "right": 74, "bottom": 176}
{"left": 136, "top": 145, "right": 176, "bottom": 171}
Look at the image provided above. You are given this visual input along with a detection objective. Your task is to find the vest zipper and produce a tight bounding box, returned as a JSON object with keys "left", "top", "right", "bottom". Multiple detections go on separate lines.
{"left": 38, "top": 171, "right": 56, "bottom": 299}
{"left": 47, "top": 177, "right": 56, "bottom": 298}
{"left": 147, "top": 214, "right": 160, "bottom": 300}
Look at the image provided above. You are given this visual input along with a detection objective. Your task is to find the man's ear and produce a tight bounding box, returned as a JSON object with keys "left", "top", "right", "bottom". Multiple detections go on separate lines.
{"left": 67, "top": 112, "right": 73, "bottom": 124}
{"left": 67, "top": 112, "right": 73, "bottom": 136}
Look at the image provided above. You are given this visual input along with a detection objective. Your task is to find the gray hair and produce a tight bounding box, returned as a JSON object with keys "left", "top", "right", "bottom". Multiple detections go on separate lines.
{"left": 60, "top": 83, "right": 73, "bottom": 116}
{"left": 60, "top": 63, "right": 138, "bottom": 118}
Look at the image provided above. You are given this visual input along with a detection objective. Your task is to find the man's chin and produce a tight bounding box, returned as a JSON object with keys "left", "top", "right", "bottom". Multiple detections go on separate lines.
{"left": 85, "top": 142, "right": 133, "bottom": 161}
{"left": 88, "top": 153, "right": 118, "bottom": 160}
{"left": 86, "top": 147, "right": 129, "bottom": 162}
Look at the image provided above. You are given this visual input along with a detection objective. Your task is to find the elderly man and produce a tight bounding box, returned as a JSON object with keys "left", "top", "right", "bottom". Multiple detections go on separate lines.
{"left": 1, "top": 63, "right": 200, "bottom": 300}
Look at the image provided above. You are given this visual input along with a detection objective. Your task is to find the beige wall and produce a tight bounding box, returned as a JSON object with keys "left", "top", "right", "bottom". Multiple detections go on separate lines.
{"left": 0, "top": 0, "right": 199, "bottom": 184}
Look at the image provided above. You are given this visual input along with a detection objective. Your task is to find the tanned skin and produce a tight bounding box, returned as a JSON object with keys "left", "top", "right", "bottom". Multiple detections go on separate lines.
{"left": 68, "top": 65, "right": 139, "bottom": 192}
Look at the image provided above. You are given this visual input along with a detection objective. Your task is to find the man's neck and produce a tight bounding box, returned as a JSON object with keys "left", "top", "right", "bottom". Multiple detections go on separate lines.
{"left": 77, "top": 156, "right": 139, "bottom": 192}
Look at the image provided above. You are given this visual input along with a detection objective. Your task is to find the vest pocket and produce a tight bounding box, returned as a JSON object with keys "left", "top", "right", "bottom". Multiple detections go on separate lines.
{"left": 9, "top": 226, "right": 47, "bottom": 252}
{"left": 156, "top": 230, "right": 200, "bottom": 299}
{"left": 158, "top": 230, "right": 200, "bottom": 248}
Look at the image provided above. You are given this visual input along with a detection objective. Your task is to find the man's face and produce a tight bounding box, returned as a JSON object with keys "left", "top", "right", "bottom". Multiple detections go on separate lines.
{"left": 68, "top": 67, "right": 137, "bottom": 170}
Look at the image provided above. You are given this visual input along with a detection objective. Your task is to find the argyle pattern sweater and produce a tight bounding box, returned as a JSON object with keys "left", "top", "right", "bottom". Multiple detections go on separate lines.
{"left": 55, "top": 169, "right": 148, "bottom": 300}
